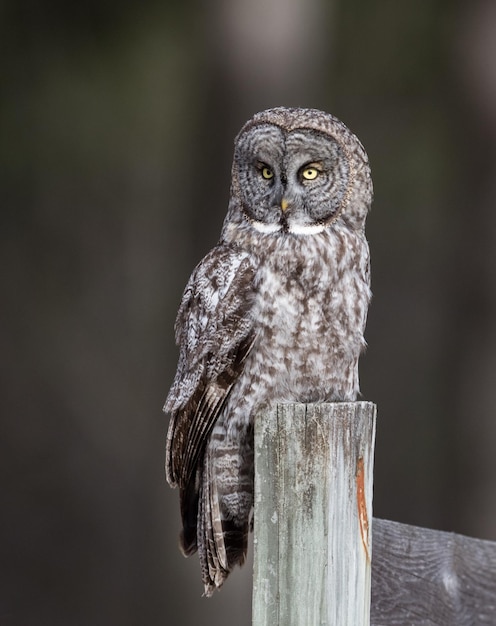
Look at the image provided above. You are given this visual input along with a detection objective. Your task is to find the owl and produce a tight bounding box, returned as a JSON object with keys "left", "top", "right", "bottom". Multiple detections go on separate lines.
{"left": 164, "top": 107, "right": 372, "bottom": 596}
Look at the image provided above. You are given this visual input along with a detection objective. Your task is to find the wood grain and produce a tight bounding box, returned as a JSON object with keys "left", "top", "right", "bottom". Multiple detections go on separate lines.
{"left": 251, "top": 402, "right": 496, "bottom": 625}
{"left": 371, "top": 518, "right": 496, "bottom": 625}
{"left": 252, "top": 402, "right": 376, "bottom": 626}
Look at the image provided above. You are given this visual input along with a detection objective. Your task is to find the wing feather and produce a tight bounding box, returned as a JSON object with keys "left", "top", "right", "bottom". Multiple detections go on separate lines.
{"left": 164, "top": 245, "right": 257, "bottom": 489}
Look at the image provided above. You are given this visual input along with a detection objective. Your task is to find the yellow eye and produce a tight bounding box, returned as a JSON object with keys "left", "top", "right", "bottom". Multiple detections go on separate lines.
{"left": 261, "top": 166, "right": 274, "bottom": 180}
{"left": 302, "top": 167, "right": 319, "bottom": 180}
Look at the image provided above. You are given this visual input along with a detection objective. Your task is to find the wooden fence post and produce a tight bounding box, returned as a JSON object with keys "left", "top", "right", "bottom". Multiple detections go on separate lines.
{"left": 252, "top": 402, "right": 376, "bottom": 626}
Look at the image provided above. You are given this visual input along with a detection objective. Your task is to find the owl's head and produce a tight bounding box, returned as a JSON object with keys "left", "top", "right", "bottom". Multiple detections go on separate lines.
{"left": 224, "top": 107, "right": 372, "bottom": 238}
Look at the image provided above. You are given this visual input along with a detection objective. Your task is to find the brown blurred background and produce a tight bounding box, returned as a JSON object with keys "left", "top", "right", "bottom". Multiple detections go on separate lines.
{"left": 2, "top": 0, "right": 496, "bottom": 624}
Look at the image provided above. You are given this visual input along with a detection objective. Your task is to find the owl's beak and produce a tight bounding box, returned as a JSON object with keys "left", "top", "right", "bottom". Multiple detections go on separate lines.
{"left": 280, "top": 198, "right": 289, "bottom": 212}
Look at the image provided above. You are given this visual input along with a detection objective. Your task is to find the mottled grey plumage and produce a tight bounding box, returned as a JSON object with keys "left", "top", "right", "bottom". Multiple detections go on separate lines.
{"left": 164, "top": 107, "right": 373, "bottom": 595}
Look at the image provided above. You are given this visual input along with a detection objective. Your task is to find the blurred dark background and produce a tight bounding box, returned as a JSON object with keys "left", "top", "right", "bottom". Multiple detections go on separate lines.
{"left": 2, "top": 0, "right": 496, "bottom": 624}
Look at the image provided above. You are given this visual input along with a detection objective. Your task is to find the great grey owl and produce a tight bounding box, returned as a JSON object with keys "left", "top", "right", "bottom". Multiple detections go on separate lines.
{"left": 164, "top": 107, "right": 372, "bottom": 596}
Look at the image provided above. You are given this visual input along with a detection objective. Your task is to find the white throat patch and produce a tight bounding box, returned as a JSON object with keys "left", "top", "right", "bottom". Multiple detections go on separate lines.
{"left": 249, "top": 218, "right": 327, "bottom": 236}
{"left": 287, "top": 223, "right": 326, "bottom": 235}
{"left": 250, "top": 220, "right": 282, "bottom": 234}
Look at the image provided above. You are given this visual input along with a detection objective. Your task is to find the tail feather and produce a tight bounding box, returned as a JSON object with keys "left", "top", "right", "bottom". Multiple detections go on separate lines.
{"left": 176, "top": 430, "right": 254, "bottom": 596}
{"left": 199, "top": 447, "right": 228, "bottom": 596}
{"left": 175, "top": 449, "right": 235, "bottom": 594}
{"left": 197, "top": 446, "right": 251, "bottom": 596}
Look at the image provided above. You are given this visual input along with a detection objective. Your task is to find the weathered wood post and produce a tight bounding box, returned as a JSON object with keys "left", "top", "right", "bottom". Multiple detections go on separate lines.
{"left": 252, "top": 402, "right": 376, "bottom": 626}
